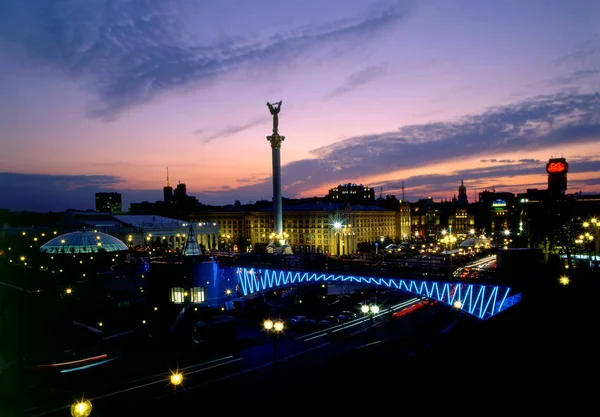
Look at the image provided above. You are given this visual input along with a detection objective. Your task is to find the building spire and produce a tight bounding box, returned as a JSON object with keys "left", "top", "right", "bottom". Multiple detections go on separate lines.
{"left": 166, "top": 167, "right": 170, "bottom": 187}
{"left": 401, "top": 180, "right": 405, "bottom": 201}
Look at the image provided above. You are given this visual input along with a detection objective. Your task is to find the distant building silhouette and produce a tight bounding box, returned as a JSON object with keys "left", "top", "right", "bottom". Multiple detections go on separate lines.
{"left": 174, "top": 182, "right": 187, "bottom": 204}
{"left": 326, "top": 183, "right": 375, "bottom": 204}
{"left": 458, "top": 179, "right": 468, "bottom": 205}
{"left": 95, "top": 192, "right": 122, "bottom": 214}
{"left": 163, "top": 167, "right": 173, "bottom": 204}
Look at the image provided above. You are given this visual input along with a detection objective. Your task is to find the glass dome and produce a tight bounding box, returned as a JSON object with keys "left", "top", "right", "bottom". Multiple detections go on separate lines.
{"left": 40, "top": 230, "right": 129, "bottom": 254}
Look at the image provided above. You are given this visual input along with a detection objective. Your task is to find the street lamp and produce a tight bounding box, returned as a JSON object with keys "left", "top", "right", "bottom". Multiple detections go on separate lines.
{"left": 170, "top": 370, "right": 184, "bottom": 389}
{"left": 453, "top": 300, "right": 462, "bottom": 318}
{"left": 263, "top": 318, "right": 284, "bottom": 366}
{"left": 582, "top": 217, "right": 598, "bottom": 269}
{"left": 361, "top": 303, "right": 379, "bottom": 331}
{"left": 70, "top": 398, "right": 92, "bottom": 417}
{"left": 333, "top": 222, "right": 342, "bottom": 256}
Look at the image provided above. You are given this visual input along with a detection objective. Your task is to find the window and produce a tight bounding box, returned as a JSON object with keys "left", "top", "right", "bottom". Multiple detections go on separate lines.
{"left": 190, "top": 287, "right": 205, "bottom": 304}
{"left": 170, "top": 287, "right": 185, "bottom": 304}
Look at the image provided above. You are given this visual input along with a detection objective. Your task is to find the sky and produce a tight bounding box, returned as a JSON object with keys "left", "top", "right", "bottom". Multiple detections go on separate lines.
{"left": 1, "top": 0, "right": 599, "bottom": 213}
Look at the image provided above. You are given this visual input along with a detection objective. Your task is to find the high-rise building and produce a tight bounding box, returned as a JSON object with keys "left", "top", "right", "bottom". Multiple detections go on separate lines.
{"left": 546, "top": 157, "right": 568, "bottom": 197}
{"left": 95, "top": 192, "right": 122, "bottom": 214}
{"left": 174, "top": 182, "right": 187, "bottom": 204}
{"left": 163, "top": 167, "right": 173, "bottom": 204}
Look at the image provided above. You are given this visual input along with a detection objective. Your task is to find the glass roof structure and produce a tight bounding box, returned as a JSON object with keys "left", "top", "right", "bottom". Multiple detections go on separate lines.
{"left": 40, "top": 230, "right": 129, "bottom": 254}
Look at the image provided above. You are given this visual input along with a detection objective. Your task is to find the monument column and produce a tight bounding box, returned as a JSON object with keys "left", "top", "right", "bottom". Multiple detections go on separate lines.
{"left": 266, "top": 101, "right": 285, "bottom": 245}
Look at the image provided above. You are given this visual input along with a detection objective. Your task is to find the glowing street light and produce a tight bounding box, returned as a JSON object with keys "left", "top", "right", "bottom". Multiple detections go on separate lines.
{"left": 361, "top": 303, "right": 379, "bottom": 332}
{"left": 333, "top": 222, "right": 342, "bottom": 256}
{"left": 453, "top": 300, "right": 463, "bottom": 317}
{"left": 70, "top": 398, "right": 92, "bottom": 417}
{"left": 170, "top": 371, "right": 183, "bottom": 387}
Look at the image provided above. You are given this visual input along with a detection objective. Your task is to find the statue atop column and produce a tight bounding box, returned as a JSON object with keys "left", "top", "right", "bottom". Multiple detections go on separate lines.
{"left": 266, "top": 101, "right": 282, "bottom": 134}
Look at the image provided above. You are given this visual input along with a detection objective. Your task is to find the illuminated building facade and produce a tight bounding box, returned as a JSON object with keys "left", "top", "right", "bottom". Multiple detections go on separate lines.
{"left": 190, "top": 204, "right": 399, "bottom": 255}
{"left": 448, "top": 209, "right": 475, "bottom": 237}
{"left": 326, "top": 183, "right": 376, "bottom": 204}
{"left": 398, "top": 202, "right": 412, "bottom": 241}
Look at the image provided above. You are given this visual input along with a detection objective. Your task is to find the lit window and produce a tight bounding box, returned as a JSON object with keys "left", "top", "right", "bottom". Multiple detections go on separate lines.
{"left": 190, "top": 287, "right": 205, "bottom": 304}
{"left": 170, "top": 287, "right": 185, "bottom": 304}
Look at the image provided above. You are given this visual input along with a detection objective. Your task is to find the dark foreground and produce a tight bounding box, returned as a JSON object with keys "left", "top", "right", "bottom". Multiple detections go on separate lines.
{"left": 2, "top": 273, "right": 598, "bottom": 416}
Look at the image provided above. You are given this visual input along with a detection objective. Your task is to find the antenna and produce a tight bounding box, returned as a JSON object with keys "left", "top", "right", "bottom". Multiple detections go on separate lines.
{"left": 380, "top": 186, "right": 383, "bottom": 199}
{"left": 402, "top": 180, "right": 405, "bottom": 201}
{"left": 166, "top": 167, "right": 170, "bottom": 187}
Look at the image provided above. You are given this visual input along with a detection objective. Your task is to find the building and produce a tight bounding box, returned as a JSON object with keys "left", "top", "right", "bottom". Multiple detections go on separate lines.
{"left": 190, "top": 202, "right": 399, "bottom": 256}
{"left": 547, "top": 157, "right": 568, "bottom": 197}
{"left": 458, "top": 179, "right": 468, "bottom": 205}
{"left": 163, "top": 167, "right": 173, "bottom": 204}
{"left": 95, "top": 192, "right": 122, "bottom": 214}
{"left": 326, "top": 183, "right": 375, "bottom": 205}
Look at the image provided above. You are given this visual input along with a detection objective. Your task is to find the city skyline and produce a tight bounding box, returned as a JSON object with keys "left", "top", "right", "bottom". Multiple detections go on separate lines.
{"left": 1, "top": 0, "right": 599, "bottom": 213}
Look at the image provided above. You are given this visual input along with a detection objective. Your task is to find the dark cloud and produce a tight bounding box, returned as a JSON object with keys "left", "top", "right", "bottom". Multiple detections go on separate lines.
{"left": 3, "top": 91, "right": 600, "bottom": 211}
{"left": 0, "top": 173, "right": 122, "bottom": 212}
{"left": 217, "top": 91, "right": 600, "bottom": 202}
{"left": 277, "top": 91, "right": 600, "bottom": 192}
{"left": 0, "top": 0, "right": 410, "bottom": 120}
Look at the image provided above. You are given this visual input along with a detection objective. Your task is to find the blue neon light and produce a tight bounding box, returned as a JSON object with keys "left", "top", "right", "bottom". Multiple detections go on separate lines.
{"left": 236, "top": 267, "right": 519, "bottom": 320}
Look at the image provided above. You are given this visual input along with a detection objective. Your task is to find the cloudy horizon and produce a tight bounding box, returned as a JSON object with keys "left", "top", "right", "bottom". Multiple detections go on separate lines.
{"left": 1, "top": 0, "right": 599, "bottom": 212}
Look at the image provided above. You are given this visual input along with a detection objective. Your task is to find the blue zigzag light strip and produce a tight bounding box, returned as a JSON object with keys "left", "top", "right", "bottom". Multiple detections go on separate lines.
{"left": 236, "top": 267, "right": 516, "bottom": 320}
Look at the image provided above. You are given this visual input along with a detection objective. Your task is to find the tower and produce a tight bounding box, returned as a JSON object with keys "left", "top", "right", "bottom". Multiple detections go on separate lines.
{"left": 163, "top": 167, "right": 173, "bottom": 203}
{"left": 266, "top": 101, "right": 285, "bottom": 245}
{"left": 458, "top": 179, "right": 468, "bottom": 204}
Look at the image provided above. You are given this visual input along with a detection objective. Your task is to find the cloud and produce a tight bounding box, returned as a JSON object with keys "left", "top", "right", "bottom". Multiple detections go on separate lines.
{"left": 326, "top": 64, "right": 387, "bottom": 99}
{"left": 3, "top": 91, "right": 600, "bottom": 211}
{"left": 0, "top": 173, "right": 123, "bottom": 212}
{"left": 480, "top": 159, "right": 542, "bottom": 164}
{"left": 198, "top": 116, "right": 265, "bottom": 143}
{"left": 553, "top": 34, "right": 599, "bottom": 66}
{"left": 217, "top": 91, "right": 600, "bottom": 202}
{"left": 0, "top": 0, "right": 410, "bottom": 120}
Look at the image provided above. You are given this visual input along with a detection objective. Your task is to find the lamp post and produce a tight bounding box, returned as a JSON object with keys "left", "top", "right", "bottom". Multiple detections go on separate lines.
{"left": 361, "top": 303, "right": 379, "bottom": 334}
{"left": 333, "top": 222, "right": 342, "bottom": 256}
{"left": 263, "top": 318, "right": 284, "bottom": 367}
{"left": 583, "top": 217, "right": 598, "bottom": 269}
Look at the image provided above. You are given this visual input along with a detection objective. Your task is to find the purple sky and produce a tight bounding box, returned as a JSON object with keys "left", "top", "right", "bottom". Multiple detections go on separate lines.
{"left": 1, "top": 0, "right": 599, "bottom": 212}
